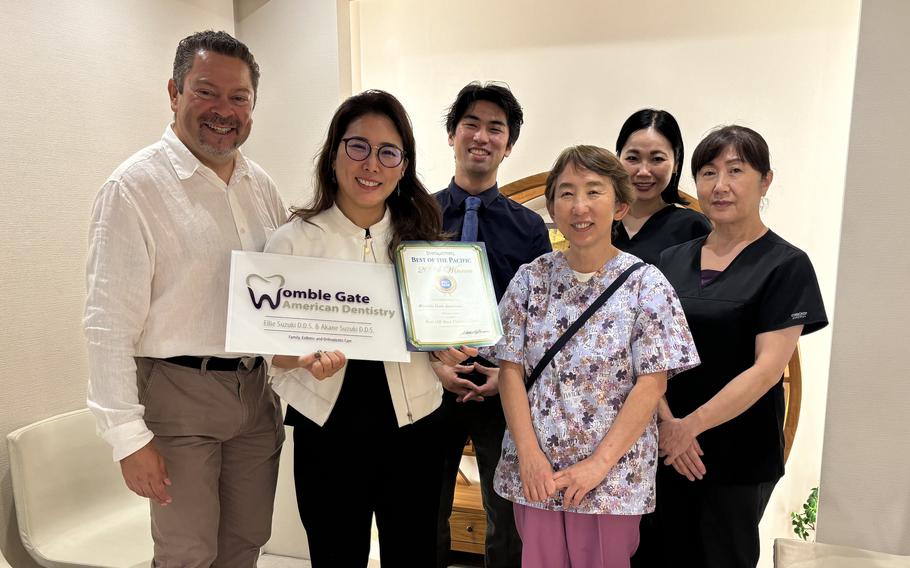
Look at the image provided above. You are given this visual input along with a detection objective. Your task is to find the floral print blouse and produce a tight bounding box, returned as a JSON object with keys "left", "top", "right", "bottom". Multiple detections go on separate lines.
{"left": 493, "top": 251, "right": 698, "bottom": 515}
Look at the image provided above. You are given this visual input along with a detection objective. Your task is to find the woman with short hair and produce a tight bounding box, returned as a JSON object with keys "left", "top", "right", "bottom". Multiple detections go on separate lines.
{"left": 652, "top": 125, "right": 828, "bottom": 567}
{"left": 493, "top": 145, "right": 699, "bottom": 567}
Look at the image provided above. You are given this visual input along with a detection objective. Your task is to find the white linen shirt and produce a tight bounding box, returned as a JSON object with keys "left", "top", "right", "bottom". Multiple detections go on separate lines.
{"left": 84, "top": 125, "right": 286, "bottom": 461}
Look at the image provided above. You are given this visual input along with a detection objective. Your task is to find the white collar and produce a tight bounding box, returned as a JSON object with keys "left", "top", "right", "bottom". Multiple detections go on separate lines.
{"left": 161, "top": 124, "right": 249, "bottom": 182}
{"left": 323, "top": 204, "right": 392, "bottom": 237}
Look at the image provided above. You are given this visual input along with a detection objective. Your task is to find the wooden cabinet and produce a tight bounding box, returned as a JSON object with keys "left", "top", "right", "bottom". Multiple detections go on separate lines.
{"left": 449, "top": 441, "right": 486, "bottom": 555}
{"left": 450, "top": 477, "right": 486, "bottom": 554}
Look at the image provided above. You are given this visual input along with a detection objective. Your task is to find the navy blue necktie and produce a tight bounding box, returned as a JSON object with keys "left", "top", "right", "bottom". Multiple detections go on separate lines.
{"left": 461, "top": 196, "right": 481, "bottom": 242}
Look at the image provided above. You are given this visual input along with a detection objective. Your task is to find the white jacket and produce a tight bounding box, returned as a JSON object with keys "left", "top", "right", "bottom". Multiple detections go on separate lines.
{"left": 264, "top": 205, "right": 443, "bottom": 427}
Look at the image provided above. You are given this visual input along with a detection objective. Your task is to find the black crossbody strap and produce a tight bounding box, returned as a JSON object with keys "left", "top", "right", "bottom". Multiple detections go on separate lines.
{"left": 526, "top": 262, "right": 645, "bottom": 391}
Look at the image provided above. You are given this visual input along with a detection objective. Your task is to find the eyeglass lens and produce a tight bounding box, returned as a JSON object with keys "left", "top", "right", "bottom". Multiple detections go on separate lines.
{"left": 344, "top": 138, "right": 403, "bottom": 168}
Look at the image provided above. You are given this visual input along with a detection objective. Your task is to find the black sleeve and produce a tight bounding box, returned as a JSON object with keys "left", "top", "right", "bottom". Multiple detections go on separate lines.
{"left": 756, "top": 252, "right": 828, "bottom": 336}
{"left": 531, "top": 216, "right": 553, "bottom": 257}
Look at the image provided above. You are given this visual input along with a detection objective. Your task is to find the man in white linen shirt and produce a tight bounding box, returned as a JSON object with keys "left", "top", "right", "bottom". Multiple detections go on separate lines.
{"left": 84, "top": 31, "right": 286, "bottom": 566}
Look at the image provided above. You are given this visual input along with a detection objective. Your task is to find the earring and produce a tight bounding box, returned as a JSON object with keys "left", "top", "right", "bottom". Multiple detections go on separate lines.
{"left": 396, "top": 183, "right": 401, "bottom": 197}
{"left": 331, "top": 170, "right": 337, "bottom": 184}
{"left": 760, "top": 196, "right": 770, "bottom": 212}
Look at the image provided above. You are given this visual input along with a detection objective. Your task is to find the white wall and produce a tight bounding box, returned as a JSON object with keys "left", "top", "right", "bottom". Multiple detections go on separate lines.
{"left": 818, "top": 0, "right": 910, "bottom": 555}
{"left": 0, "top": 1, "right": 230, "bottom": 564}
{"left": 234, "top": 0, "right": 349, "bottom": 208}
{"left": 352, "top": 1, "right": 860, "bottom": 565}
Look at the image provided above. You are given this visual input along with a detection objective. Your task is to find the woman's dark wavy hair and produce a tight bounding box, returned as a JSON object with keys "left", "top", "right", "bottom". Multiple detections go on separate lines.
{"left": 691, "top": 125, "right": 771, "bottom": 179}
{"left": 291, "top": 90, "right": 443, "bottom": 260}
{"left": 615, "top": 109, "right": 688, "bottom": 205}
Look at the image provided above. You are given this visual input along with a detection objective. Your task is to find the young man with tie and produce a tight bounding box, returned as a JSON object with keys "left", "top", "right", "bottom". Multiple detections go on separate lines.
{"left": 434, "top": 82, "right": 551, "bottom": 568}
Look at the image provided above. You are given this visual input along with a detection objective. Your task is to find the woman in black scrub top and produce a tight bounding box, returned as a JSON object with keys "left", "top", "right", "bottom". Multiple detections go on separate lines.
{"left": 614, "top": 109, "right": 711, "bottom": 264}
{"left": 648, "top": 125, "right": 828, "bottom": 567}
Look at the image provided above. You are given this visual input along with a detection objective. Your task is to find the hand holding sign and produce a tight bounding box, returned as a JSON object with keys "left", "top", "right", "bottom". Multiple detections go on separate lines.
{"left": 272, "top": 350, "right": 347, "bottom": 380}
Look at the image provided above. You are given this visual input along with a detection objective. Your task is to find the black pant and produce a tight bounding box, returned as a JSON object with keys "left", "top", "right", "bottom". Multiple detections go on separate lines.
{"left": 289, "top": 360, "right": 444, "bottom": 568}
{"left": 435, "top": 391, "right": 522, "bottom": 568}
{"left": 632, "top": 466, "right": 778, "bottom": 568}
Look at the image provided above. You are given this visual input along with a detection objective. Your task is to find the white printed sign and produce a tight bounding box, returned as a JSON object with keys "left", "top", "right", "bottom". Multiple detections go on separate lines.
{"left": 226, "top": 251, "right": 410, "bottom": 362}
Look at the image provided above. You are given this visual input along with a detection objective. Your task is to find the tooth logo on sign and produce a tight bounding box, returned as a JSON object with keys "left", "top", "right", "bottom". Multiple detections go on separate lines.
{"left": 247, "top": 274, "right": 285, "bottom": 310}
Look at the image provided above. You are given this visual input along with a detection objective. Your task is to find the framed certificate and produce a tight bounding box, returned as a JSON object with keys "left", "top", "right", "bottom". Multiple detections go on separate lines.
{"left": 225, "top": 251, "right": 410, "bottom": 362}
{"left": 394, "top": 241, "right": 503, "bottom": 350}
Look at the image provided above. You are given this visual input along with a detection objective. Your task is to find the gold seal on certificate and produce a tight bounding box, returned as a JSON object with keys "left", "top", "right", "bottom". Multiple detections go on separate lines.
{"left": 394, "top": 241, "right": 503, "bottom": 350}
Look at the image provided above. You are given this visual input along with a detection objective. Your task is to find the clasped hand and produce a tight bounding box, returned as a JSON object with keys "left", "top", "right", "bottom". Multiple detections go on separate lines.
{"left": 519, "top": 451, "right": 610, "bottom": 508}
{"left": 432, "top": 346, "right": 499, "bottom": 402}
{"left": 433, "top": 362, "right": 499, "bottom": 402}
{"left": 518, "top": 448, "right": 558, "bottom": 503}
{"left": 658, "top": 417, "right": 707, "bottom": 481}
{"left": 553, "top": 456, "right": 611, "bottom": 508}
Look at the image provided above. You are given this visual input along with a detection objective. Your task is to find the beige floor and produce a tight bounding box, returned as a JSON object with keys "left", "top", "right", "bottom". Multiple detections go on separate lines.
{"left": 260, "top": 553, "right": 480, "bottom": 567}
{"left": 259, "top": 518, "right": 482, "bottom": 567}
{"left": 260, "top": 508, "right": 483, "bottom": 568}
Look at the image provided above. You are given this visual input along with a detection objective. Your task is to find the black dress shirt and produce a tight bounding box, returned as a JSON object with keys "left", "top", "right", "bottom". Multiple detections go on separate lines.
{"left": 435, "top": 179, "right": 551, "bottom": 301}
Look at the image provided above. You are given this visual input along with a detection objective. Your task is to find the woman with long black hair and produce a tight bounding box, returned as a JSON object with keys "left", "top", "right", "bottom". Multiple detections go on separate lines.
{"left": 265, "top": 90, "right": 447, "bottom": 567}
{"left": 614, "top": 109, "right": 712, "bottom": 264}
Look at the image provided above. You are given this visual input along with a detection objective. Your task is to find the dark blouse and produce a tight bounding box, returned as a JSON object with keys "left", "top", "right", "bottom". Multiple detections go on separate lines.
{"left": 658, "top": 231, "right": 828, "bottom": 482}
{"left": 614, "top": 205, "right": 712, "bottom": 265}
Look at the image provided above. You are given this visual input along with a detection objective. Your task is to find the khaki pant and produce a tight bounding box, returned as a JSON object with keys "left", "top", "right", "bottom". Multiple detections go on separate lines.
{"left": 137, "top": 357, "right": 284, "bottom": 568}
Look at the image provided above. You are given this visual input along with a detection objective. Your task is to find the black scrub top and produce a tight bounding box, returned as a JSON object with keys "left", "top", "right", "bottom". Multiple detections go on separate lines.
{"left": 657, "top": 230, "right": 827, "bottom": 483}
{"left": 614, "top": 205, "right": 712, "bottom": 265}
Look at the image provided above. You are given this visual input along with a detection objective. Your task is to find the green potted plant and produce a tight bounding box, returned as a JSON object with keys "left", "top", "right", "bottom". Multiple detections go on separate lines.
{"left": 791, "top": 487, "right": 818, "bottom": 541}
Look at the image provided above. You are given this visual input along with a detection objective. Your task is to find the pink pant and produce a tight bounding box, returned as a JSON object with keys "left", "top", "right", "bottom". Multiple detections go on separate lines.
{"left": 513, "top": 503, "right": 641, "bottom": 568}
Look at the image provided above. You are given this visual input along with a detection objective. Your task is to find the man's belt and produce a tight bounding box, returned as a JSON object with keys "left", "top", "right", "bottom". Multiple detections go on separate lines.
{"left": 162, "top": 355, "right": 263, "bottom": 372}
